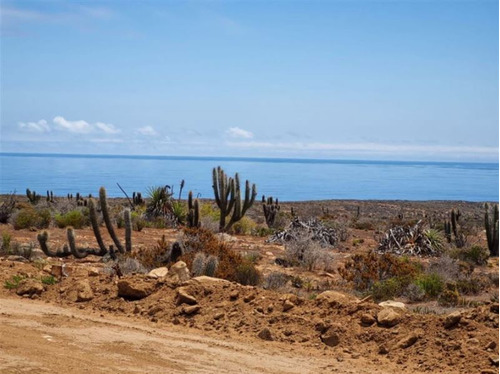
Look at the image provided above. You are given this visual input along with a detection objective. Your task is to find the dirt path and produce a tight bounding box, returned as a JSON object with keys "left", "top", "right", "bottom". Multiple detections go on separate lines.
{"left": 0, "top": 298, "right": 394, "bottom": 374}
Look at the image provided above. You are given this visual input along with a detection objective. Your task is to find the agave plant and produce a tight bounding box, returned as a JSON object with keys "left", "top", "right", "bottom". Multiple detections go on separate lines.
{"left": 145, "top": 185, "right": 173, "bottom": 218}
{"left": 424, "top": 229, "right": 444, "bottom": 253}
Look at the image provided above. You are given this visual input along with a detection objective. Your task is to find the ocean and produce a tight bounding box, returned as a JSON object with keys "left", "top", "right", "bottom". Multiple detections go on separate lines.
{"left": 0, "top": 153, "right": 498, "bottom": 202}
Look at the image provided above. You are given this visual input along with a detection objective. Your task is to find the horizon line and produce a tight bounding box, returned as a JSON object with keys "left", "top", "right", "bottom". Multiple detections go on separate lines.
{"left": 0, "top": 151, "right": 498, "bottom": 166}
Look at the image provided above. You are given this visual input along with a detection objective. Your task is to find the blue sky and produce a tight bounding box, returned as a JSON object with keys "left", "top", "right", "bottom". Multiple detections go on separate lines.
{"left": 1, "top": 0, "right": 498, "bottom": 161}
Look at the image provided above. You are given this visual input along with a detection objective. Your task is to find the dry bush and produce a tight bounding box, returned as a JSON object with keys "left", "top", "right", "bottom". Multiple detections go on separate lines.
{"left": 119, "top": 257, "right": 148, "bottom": 275}
{"left": 263, "top": 272, "right": 289, "bottom": 290}
{"left": 130, "top": 235, "right": 170, "bottom": 270}
{"left": 284, "top": 233, "right": 336, "bottom": 271}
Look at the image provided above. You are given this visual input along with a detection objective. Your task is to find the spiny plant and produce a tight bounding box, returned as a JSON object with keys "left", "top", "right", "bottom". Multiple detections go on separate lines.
{"left": 146, "top": 185, "right": 173, "bottom": 218}
{"left": 191, "top": 252, "right": 219, "bottom": 276}
{"left": 46, "top": 190, "right": 54, "bottom": 203}
{"left": 98, "top": 186, "right": 131, "bottom": 254}
{"left": 444, "top": 209, "right": 466, "bottom": 248}
{"left": 212, "top": 166, "right": 257, "bottom": 232}
{"left": 186, "top": 191, "right": 200, "bottom": 228}
{"left": 132, "top": 192, "right": 144, "bottom": 206}
{"left": 485, "top": 203, "right": 499, "bottom": 257}
{"left": 262, "top": 195, "right": 280, "bottom": 228}
{"left": 26, "top": 188, "right": 41, "bottom": 205}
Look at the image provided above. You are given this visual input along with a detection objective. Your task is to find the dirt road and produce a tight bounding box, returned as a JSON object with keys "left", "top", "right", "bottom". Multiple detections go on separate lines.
{"left": 0, "top": 298, "right": 392, "bottom": 374}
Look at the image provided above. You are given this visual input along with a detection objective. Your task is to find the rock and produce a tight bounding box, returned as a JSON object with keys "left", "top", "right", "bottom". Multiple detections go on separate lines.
{"left": 490, "top": 303, "right": 499, "bottom": 314}
{"left": 257, "top": 328, "right": 273, "bottom": 341}
{"left": 213, "top": 312, "right": 224, "bottom": 320}
{"left": 467, "top": 338, "right": 480, "bottom": 345}
{"left": 176, "top": 287, "right": 197, "bottom": 305}
{"left": 88, "top": 267, "right": 100, "bottom": 277}
{"left": 117, "top": 277, "right": 155, "bottom": 300}
{"left": 283, "top": 300, "right": 294, "bottom": 312}
{"left": 489, "top": 357, "right": 499, "bottom": 367}
{"left": 377, "top": 308, "right": 401, "bottom": 327}
{"left": 42, "top": 265, "right": 52, "bottom": 274}
{"left": 485, "top": 341, "right": 497, "bottom": 350}
{"left": 360, "top": 313, "right": 376, "bottom": 326}
{"left": 147, "top": 267, "right": 169, "bottom": 279}
{"left": 230, "top": 290, "right": 239, "bottom": 300}
{"left": 378, "top": 345, "right": 389, "bottom": 354}
{"left": 316, "top": 291, "right": 359, "bottom": 307}
{"left": 216, "top": 233, "right": 237, "bottom": 242}
{"left": 182, "top": 305, "right": 200, "bottom": 315}
{"left": 444, "top": 311, "right": 461, "bottom": 329}
{"left": 188, "top": 276, "right": 231, "bottom": 286}
{"left": 16, "top": 279, "right": 44, "bottom": 297}
{"left": 50, "top": 264, "right": 69, "bottom": 278}
{"left": 167, "top": 261, "right": 190, "bottom": 283}
{"left": 397, "top": 333, "right": 419, "bottom": 349}
{"left": 7, "top": 255, "right": 28, "bottom": 262}
{"left": 378, "top": 300, "right": 406, "bottom": 311}
{"left": 67, "top": 280, "right": 94, "bottom": 302}
{"left": 243, "top": 294, "right": 256, "bottom": 303}
{"left": 321, "top": 330, "right": 340, "bottom": 347}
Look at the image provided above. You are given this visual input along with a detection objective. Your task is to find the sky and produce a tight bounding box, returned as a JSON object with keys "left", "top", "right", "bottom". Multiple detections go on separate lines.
{"left": 0, "top": 0, "right": 498, "bottom": 162}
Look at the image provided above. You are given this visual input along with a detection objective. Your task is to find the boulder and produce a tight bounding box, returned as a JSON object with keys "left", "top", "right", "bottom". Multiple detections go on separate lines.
{"left": 147, "top": 267, "right": 169, "bottom": 279}
{"left": 167, "top": 261, "right": 190, "bottom": 283}
{"left": 67, "top": 280, "right": 94, "bottom": 302}
{"left": 321, "top": 330, "right": 340, "bottom": 347}
{"left": 377, "top": 308, "right": 401, "bottom": 327}
{"left": 378, "top": 300, "right": 406, "bottom": 311}
{"left": 257, "top": 328, "right": 273, "bottom": 341}
{"left": 117, "top": 277, "right": 155, "bottom": 300}
{"left": 176, "top": 287, "right": 197, "bottom": 305}
{"left": 16, "top": 279, "right": 44, "bottom": 297}
{"left": 444, "top": 311, "right": 461, "bottom": 329}
{"left": 316, "top": 291, "right": 359, "bottom": 307}
{"left": 188, "top": 276, "right": 230, "bottom": 286}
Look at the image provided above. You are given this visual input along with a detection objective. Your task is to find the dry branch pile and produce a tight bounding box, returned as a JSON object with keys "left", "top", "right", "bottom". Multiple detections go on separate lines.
{"left": 377, "top": 220, "right": 438, "bottom": 257}
{"left": 267, "top": 217, "right": 338, "bottom": 247}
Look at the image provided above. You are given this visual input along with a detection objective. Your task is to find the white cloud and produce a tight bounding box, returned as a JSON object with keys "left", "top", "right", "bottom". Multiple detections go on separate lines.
{"left": 95, "top": 122, "right": 121, "bottom": 134}
{"left": 137, "top": 126, "right": 158, "bottom": 136}
{"left": 18, "top": 119, "right": 50, "bottom": 133}
{"left": 53, "top": 116, "right": 92, "bottom": 133}
{"left": 226, "top": 127, "right": 253, "bottom": 139}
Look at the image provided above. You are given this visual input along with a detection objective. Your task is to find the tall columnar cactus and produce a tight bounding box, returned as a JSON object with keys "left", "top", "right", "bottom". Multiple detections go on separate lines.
{"left": 186, "top": 191, "right": 200, "bottom": 228}
{"left": 88, "top": 198, "right": 108, "bottom": 255}
{"left": 212, "top": 166, "right": 257, "bottom": 232}
{"left": 26, "top": 188, "right": 40, "bottom": 205}
{"left": 124, "top": 208, "right": 132, "bottom": 252}
{"left": 485, "top": 203, "right": 499, "bottom": 257}
{"left": 99, "top": 186, "right": 125, "bottom": 253}
{"left": 444, "top": 209, "right": 465, "bottom": 248}
{"left": 262, "top": 195, "right": 280, "bottom": 228}
{"left": 37, "top": 231, "right": 72, "bottom": 258}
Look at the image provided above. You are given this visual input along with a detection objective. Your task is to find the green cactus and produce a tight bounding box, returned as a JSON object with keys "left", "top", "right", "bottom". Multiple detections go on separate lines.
{"left": 67, "top": 227, "right": 108, "bottom": 259}
{"left": 204, "top": 255, "right": 219, "bottom": 277}
{"left": 485, "top": 203, "right": 499, "bottom": 257}
{"left": 212, "top": 166, "right": 257, "bottom": 232}
{"left": 88, "top": 198, "right": 108, "bottom": 255}
{"left": 262, "top": 195, "right": 280, "bottom": 228}
{"left": 99, "top": 186, "right": 125, "bottom": 254}
{"left": 186, "top": 191, "right": 200, "bottom": 228}
{"left": 26, "top": 188, "right": 40, "bottom": 205}
{"left": 124, "top": 208, "right": 132, "bottom": 252}
{"left": 37, "top": 230, "right": 72, "bottom": 258}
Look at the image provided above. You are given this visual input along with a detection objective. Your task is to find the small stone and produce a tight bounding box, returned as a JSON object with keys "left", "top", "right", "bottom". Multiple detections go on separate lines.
{"left": 321, "top": 330, "right": 340, "bottom": 347}
{"left": 230, "top": 290, "right": 239, "bottom": 300}
{"left": 214, "top": 312, "right": 224, "bottom": 320}
{"left": 283, "top": 300, "right": 294, "bottom": 312}
{"left": 88, "top": 267, "right": 100, "bottom": 277}
{"left": 351, "top": 352, "right": 360, "bottom": 359}
{"left": 147, "top": 267, "right": 169, "bottom": 279}
{"left": 172, "top": 317, "right": 181, "bottom": 325}
{"left": 489, "top": 357, "right": 499, "bottom": 367}
{"left": 490, "top": 303, "right": 499, "bottom": 314}
{"left": 16, "top": 279, "right": 44, "bottom": 297}
{"left": 243, "top": 294, "right": 256, "bottom": 303}
{"left": 444, "top": 311, "right": 461, "bottom": 329}
{"left": 283, "top": 329, "right": 293, "bottom": 337}
{"left": 182, "top": 305, "right": 200, "bottom": 315}
{"left": 397, "top": 333, "right": 419, "bottom": 349}
{"left": 377, "top": 308, "right": 401, "bottom": 327}
{"left": 378, "top": 345, "right": 389, "bottom": 354}
{"left": 467, "top": 338, "right": 480, "bottom": 345}
{"left": 167, "top": 261, "right": 190, "bottom": 283}
{"left": 67, "top": 280, "right": 94, "bottom": 302}
{"left": 258, "top": 328, "right": 273, "bottom": 341}
{"left": 378, "top": 300, "right": 406, "bottom": 311}
{"left": 485, "top": 341, "right": 497, "bottom": 350}
{"left": 360, "top": 313, "right": 376, "bottom": 326}
{"left": 176, "top": 287, "right": 197, "bottom": 305}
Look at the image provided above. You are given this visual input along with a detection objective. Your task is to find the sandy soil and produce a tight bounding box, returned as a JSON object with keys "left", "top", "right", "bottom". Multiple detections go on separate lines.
{"left": 0, "top": 297, "right": 392, "bottom": 374}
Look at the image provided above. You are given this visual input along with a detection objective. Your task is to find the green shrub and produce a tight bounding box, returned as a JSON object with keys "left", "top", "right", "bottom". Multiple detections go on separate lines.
{"left": 455, "top": 278, "right": 483, "bottom": 295}
{"left": 171, "top": 201, "right": 186, "bottom": 225}
{"left": 235, "top": 260, "right": 261, "bottom": 286}
{"left": 200, "top": 202, "right": 220, "bottom": 221}
{"left": 54, "top": 209, "right": 87, "bottom": 229}
{"left": 41, "top": 275, "right": 57, "bottom": 285}
{"left": 449, "top": 245, "right": 489, "bottom": 266}
{"left": 1, "top": 232, "right": 11, "bottom": 253}
{"left": 12, "top": 207, "right": 51, "bottom": 230}
{"left": 231, "top": 216, "right": 257, "bottom": 235}
{"left": 371, "top": 278, "right": 403, "bottom": 301}
{"left": 424, "top": 229, "right": 444, "bottom": 253}
{"left": 4, "top": 275, "right": 26, "bottom": 289}
{"left": 416, "top": 273, "right": 444, "bottom": 298}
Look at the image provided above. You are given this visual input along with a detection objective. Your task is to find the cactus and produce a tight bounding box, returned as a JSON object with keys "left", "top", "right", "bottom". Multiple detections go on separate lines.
{"left": 262, "top": 195, "right": 280, "bottom": 228}
{"left": 212, "top": 166, "right": 257, "bottom": 232}
{"left": 124, "top": 208, "right": 132, "bottom": 252}
{"left": 46, "top": 190, "right": 54, "bottom": 203}
{"left": 485, "top": 203, "right": 499, "bottom": 257}
{"left": 192, "top": 252, "right": 207, "bottom": 276}
{"left": 204, "top": 255, "right": 219, "bottom": 277}
{"left": 99, "top": 186, "right": 125, "bottom": 253}
{"left": 37, "top": 230, "right": 72, "bottom": 258}
{"left": 67, "top": 227, "right": 109, "bottom": 258}
{"left": 444, "top": 209, "right": 466, "bottom": 248}
{"left": 132, "top": 192, "right": 144, "bottom": 206}
{"left": 26, "top": 188, "right": 40, "bottom": 204}
{"left": 186, "top": 191, "right": 200, "bottom": 228}
{"left": 88, "top": 198, "right": 108, "bottom": 255}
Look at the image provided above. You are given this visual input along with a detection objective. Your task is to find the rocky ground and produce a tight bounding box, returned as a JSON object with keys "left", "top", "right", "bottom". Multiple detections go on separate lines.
{"left": 0, "top": 199, "right": 498, "bottom": 373}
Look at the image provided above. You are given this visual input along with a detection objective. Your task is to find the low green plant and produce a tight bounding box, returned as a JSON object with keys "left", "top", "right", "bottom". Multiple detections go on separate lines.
{"left": 371, "top": 278, "right": 404, "bottom": 301}
{"left": 231, "top": 216, "right": 257, "bottom": 235}
{"left": 41, "top": 275, "right": 57, "bottom": 285}
{"left": 235, "top": 260, "right": 261, "bottom": 286}
{"left": 1, "top": 232, "right": 11, "bottom": 253}
{"left": 424, "top": 229, "right": 444, "bottom": 252}
{"left": 13, "top": 207, "right": 51, "bottom": 230}
{"left": 449, "top": 245, "right": 489, "bottom": 266}
{"left": 4, "top": 274, "right": 26, "bottom": 289}
{"left": 171, "top": 201, "right": 186, "bottom": 225}
{"left": 416, "top": 273, "right": 444, "bottom": 298}
{"left": 54, "top": 209, "right": 87, "bottom": 229}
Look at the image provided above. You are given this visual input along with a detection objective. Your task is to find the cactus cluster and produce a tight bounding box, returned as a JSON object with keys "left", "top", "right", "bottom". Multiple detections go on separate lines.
{"left": 132, "top": 192, "right": 144, "bottom": 206}
{"left": 262, "top": 195, "right": 280, "bottom": 228}
{"left": 444, "top": 209, "right": 466, "bottom": 248}
{"left": 26, "top": 188, "right": 41, "bottom": 205}
{"left": 46, "top": 190, "right": 54, "bottom": 203}
{"left": 485, "top": 203, "right": 499, "bottom": 257}
{"left": 192, "top": 252, "right": 219, "bottom": 277}
{"left": 212, "top": 166, "right": 257, "bottom": 232}
{"left": 186, "top": 191, "right": 200, "bottom": 228}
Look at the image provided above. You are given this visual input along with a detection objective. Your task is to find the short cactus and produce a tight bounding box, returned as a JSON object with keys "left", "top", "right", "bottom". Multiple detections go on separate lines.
{"left": 262, "top": 195, "right": 280, "bottom": 228}
{"left": 186, "top": 191, "right": 200, "bottom": 228}
{"left": 26, "top": 188, "right": 41, "bottom": 205}
{"left": 485, "top": 203, "right": 499, "bottom": 257}
{"left": 37, "top": 230, "right": 72, "bottom": 258}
